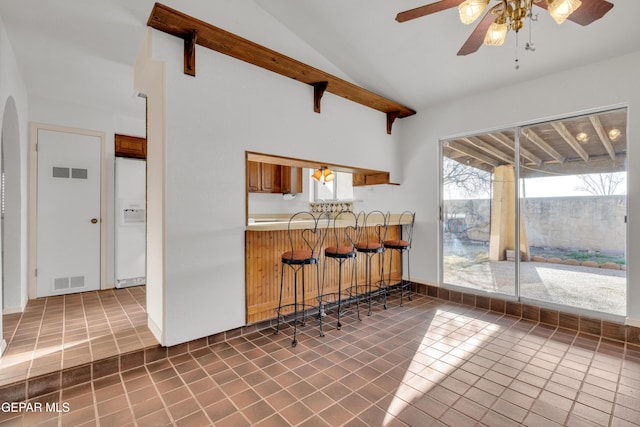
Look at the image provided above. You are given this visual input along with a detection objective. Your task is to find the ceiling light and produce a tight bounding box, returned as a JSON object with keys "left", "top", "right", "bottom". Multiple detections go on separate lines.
{"left": 458, "top": 0, "right": 489, "bottom": 25}
{"left": 576, "top": 132, "right": 589, "bottom": 143}
{"left": 608, "top": 128, "right": 621, "bottom": 141}
{"left": 484, "top": 20, "right": 508, "bottom": 46}
{"left": 312, "top": 167, "right": 335, "bottom": 185}
{"left": 547, "top": 0, "right": 582, "bottom": 24}
{"left": 480, "top": 0, "right": 582, "bottom": 48}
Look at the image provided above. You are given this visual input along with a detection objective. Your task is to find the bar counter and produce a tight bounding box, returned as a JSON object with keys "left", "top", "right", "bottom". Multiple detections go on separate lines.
{"left": 245, "top": 212, "right": 409, "bottom": 324}
{"left": 246, "top": 213, "right": 411, "bottom": 231}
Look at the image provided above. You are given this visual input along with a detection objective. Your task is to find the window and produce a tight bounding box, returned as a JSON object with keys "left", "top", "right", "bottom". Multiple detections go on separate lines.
{"left": 441, "top": 108, "right": 627, "bottom": 317}
{"left": 311, "top": 170, "right": 353, "bottom": 201}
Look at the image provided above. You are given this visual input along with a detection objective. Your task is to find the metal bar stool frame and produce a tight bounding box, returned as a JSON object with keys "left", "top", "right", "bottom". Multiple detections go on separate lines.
{"left": 354, "top": 210, "right": 389, "bottom": 316}
{"left": 384, "top": 211, "right": 415, "bottom": 306}
{"left": 275, "top": 211, "right": 329, "bottom": 347}
{"left": 321, "top": 210, "right": 361, "bottom": 330}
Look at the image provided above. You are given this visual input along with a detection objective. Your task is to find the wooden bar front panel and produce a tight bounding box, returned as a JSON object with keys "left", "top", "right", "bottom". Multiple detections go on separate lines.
{"left": 245, "top": 225, "right": 400, "bottom": 324}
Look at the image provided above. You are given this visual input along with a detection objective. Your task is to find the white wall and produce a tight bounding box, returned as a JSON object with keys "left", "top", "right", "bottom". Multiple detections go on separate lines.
{"left": 400, "top": 51, "right": 640, "bottom": 324}
{"left": 134, "top": 29, "right": 166, "bottom": 342}
{"left": 0, "top": 14, "right": 29, "bottom": 356}
{"left": 0, "top": 14, "right": 29, "bottom": 317}
{"left": 141, "top": 2, "right": 403, "bottom": 345}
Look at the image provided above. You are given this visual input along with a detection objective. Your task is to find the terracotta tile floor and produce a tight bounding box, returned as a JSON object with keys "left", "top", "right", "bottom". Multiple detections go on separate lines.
{"left": 0, "top": 286, "right": 157, "bottom": 387}
{"left": 2, "top": 292, "right": 640, "bottom": 426}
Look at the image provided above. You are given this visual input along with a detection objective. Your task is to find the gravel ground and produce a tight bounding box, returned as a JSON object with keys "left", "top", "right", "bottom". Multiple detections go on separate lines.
{"left": 444, "top": 260, "right": 626, "bottom": 315}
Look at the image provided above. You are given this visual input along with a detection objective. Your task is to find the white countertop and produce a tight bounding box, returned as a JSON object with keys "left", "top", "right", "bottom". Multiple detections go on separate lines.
{"left": 246, "top": 213, "right": 412, "bottom": 231}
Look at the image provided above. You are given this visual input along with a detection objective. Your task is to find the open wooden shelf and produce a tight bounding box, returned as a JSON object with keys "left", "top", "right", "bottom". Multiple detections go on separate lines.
{"left": 147, "top": 3, "right": 416, "bottom": 134}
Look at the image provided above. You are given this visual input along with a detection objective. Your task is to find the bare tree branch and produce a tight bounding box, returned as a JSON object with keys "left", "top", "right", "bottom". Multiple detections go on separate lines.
{"left": 574, "top": 172, "right": 625, "bottom": 196}
{"left": 443, "top": 158, "right": 492, "bottom": 198}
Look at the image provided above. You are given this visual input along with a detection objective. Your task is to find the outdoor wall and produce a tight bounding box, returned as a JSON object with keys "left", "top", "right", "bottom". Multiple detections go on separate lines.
{"left": 139, "top": 2, "right": 403, "bottom": 346}
{"left": 445, "top": 196, "right": 626, "bottom": 254}
{"left": 399, "top": 50, "right": 640, "bottom": 324}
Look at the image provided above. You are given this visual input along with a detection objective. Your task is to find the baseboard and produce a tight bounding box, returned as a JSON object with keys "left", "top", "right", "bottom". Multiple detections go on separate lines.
{"left": 627, "top": 317, "right": 640, "bottom": 328}
{"left": 3, "top": 305, "right": 24, "bottom": 315}
{"left": 147, "top": 315, "right": 163, "bottom": 345}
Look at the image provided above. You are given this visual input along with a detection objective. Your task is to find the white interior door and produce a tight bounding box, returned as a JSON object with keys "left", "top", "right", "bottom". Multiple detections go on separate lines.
{"left": 36, "top": 129, "right": 101, "bottom": 297}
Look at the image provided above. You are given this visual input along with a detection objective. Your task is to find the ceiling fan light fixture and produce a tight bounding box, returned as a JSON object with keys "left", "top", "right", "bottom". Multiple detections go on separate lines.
{"left": 484, "top": 21, "right": 508, "bottom": 46}
{"left": 458, "top": 0, "right": 488, "bottom": 25}
{"left": 547, "top": 0, "right": 582, "bottom": 24}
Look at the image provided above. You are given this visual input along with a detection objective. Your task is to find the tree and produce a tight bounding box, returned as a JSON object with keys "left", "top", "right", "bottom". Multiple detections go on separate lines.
{"left": 442, "top": 157, "right": 492, "bottom": 199}
{"left": 574, "top": 172, "right": 625, "bottom": 196}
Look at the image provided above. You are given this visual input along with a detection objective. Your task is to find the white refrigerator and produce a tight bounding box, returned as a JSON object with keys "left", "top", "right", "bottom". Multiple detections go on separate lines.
{"left": 115, "top": 157, "right": 146, "bottom": 288}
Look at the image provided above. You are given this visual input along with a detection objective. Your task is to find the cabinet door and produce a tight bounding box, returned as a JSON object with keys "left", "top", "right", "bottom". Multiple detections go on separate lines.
{"left": 261, "top": 164, "right": 281, "bottom": 193}
{"left": 281, "top": 166, "right": 302, "bottom": 194}
{"left": 247, "top": 161, "right": 261, "bottom": 192}
{"left": 352, "top": 172, "right": 389, "bottom": 186}
{"left": 115, "top": 134, "right": 146, "bottom": 159}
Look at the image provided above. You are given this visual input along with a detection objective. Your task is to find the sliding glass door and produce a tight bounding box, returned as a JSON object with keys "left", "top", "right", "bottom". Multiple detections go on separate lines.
{"left": 518, "top": 109, "right": 627, "bottom": 315}
{"left": 441, "top": 132, "right": 517, "bottom": 297}
{"left": 441, "top": 108, "right": 627, "bottom": 316}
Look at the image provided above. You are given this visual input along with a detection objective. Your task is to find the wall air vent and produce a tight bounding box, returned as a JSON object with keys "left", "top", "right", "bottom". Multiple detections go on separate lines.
{"left": 52, "top": 167, "right": 70, "bottom": 178}
{"left": 71, "top": 168, "right": 88, "bottom": 179}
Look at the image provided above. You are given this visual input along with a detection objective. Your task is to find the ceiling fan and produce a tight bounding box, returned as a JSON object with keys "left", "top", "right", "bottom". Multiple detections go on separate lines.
{"left": 395, "top": 0, "right": 614, "bottom": 56}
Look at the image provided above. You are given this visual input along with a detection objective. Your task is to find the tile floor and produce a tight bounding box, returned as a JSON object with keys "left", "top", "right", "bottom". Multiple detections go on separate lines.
{"left": 2, "top": 292, "right": 640, "bottom": 426}
{"left": 0, "top": 286, "right": 157, "bottom": 387}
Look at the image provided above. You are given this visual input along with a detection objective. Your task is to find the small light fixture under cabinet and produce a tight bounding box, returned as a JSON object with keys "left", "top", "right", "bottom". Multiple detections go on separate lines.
{"left": 312, "top": 167, "right": 335, "bottom": 185}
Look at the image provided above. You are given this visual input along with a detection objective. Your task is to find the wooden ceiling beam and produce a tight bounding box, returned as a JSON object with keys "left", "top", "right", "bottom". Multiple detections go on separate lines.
{"left": 486, "top": 132, "right": 542, "bottom": 166}
{"left": 445, "top": 141, "right": 499, "bottom": 167}
{"left": 461, "top": 136, "right": 513, "bottom": 164}
{"left": 147, "top": 3, "right": 415, "bottom": 134}
{"left": 520, "top": 153, "right": 625, "bottom": 178}
{"left": 551, "top": 121, "right": 590, "bottom": 162}
{"left": 522, "top": 129, "right": 566, "bottom": 163}
{"left": 589, "top": 115, "right": 617, "bottom": 160}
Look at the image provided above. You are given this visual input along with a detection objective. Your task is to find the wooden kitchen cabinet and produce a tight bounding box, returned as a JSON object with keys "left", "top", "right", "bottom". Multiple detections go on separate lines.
{"left": 247, "top": 161, "right": 261, "bottom": 192}
{"left": 247, "top": 161, "right": 285, "bottom": 193}
{"left": 281, "top": 166, "right": 302, "bottom": 194}
{"left": 261, "top": 163, "right": 281, "bottom": 193}
{"left": 352, "top": 171, "right": 390, "bottom": 186}
{"left": 115, "top": 134, "right": 146, "bottom": 159}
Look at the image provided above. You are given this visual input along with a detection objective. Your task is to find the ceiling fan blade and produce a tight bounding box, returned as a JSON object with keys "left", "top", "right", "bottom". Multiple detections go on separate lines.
{"left": 457, "top": 9, "right": 498, "bottom": 56}
{"left": 535, "top": 0, "right": 614, "bottom": 26}
{"left": 396, "top": 0, "right": 465, "bottom": 23}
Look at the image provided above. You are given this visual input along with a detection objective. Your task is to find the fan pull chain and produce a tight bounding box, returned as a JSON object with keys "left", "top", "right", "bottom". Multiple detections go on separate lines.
{"left": 515, "top": 32, "right": 520, "bottom": 70}
{"left": 526, "top": 11, "right": 537, "bottom": 51}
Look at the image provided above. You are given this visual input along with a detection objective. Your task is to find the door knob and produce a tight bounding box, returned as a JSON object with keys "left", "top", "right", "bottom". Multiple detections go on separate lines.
{"left": 91, "top": 218, "right": 98, "bottom": 224}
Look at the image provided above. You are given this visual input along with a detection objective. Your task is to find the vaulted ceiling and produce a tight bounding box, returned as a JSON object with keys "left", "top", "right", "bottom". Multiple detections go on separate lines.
{"left": 0, "top": 1, "right": 639, "bottom": 121}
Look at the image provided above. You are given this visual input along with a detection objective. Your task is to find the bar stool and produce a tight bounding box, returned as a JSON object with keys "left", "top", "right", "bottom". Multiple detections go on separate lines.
{"left": 384, "top": 211, "right": 415, "bottom": 306}
{"left": 355, "top": 210, "right": 389, "bottom": 315}
{"left": 321, "top": 210, "right": 361, "bottom": 330}
{"left": 275, "top": 211, "right": 329, "bottom": 347}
